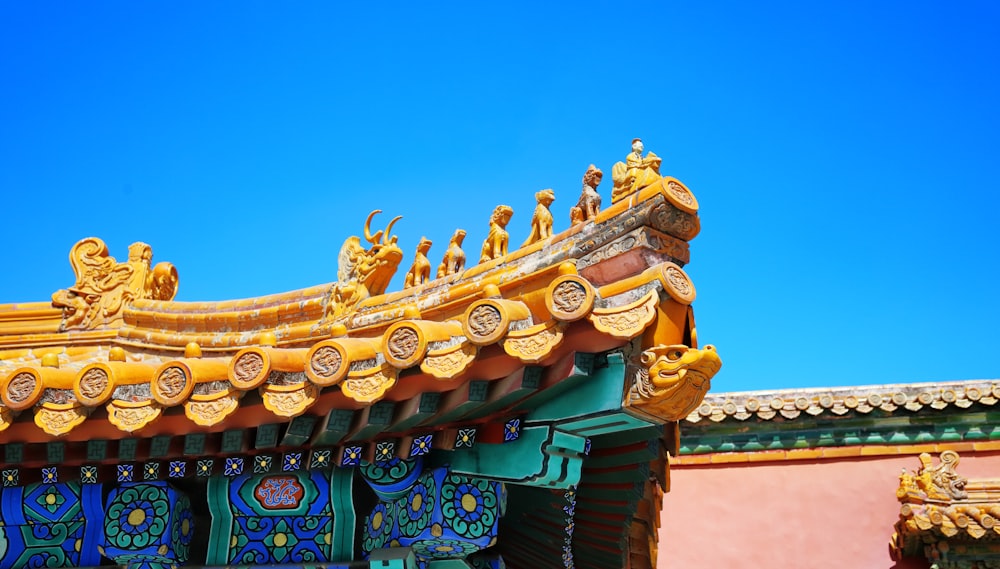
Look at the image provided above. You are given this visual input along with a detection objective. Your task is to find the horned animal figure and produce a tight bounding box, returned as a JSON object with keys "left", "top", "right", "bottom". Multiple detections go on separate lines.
{"left": 326, "top": 210, "right": 404, "bottom": 320}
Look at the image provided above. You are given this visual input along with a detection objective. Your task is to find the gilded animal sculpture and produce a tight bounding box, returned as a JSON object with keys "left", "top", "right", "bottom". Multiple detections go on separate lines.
{"left": 522, "top": 189, "right": 555, "bottom": 247}
{"left": 625, "top": 344, "right": 721, "bottom": 422}
{"left": 479, "top": 205, "right": 514, "bottom": 263}
{"left": 403, "top": 237, "right": 433, "bottom": 289}
{"left": 51, "top": 238, "right": 178, "bottom": 330}
{"left": 570, "top": 165, "right": 603, "bottom": 225}
{"left": 436, "top": 229, "right": 467, "bottom": 278}
{"left": 325, "top": 210, "right": 404, "bottom": 321}
{"left": 611, "top": 137, "right": 662, "bottom": 203}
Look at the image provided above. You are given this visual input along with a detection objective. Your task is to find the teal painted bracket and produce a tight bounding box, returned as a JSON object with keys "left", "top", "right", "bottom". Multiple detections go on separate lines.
{"left": 369, "top": 546, "right": 418, "bottom": 568}
{"left": 526, "top": 353, "right": 625, "bottom": 423}
{"left": 329, "top": 467, "right": 356, "bottom": 562}
{"left": 205, "top": 475, "right": 234, "bottom": 565}
{"left": 443, "top": 425, "right": 586, "bottom": 488}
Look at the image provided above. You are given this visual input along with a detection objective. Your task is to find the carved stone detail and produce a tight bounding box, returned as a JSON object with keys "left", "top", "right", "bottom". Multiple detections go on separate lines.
{"left": 421, "top": 342, "right": 477, "bottom": 379}
{"left": 51, "top": 237, "right": 177, "bottom": 330}
{"left": 660, "top": 264, "right": 696, "bottom": 305}
{"left": 8, "top": 372, "right": 37, "bottom": 404}
{"left": 309, "top": 346, "right": 343, "bottom": 382}
{"left": 232, "top": 351, "right": 266, "bottom": 388}
{"left": 35, "top": 404, "right": 89, "bottom": 436}
{"left": 577, "top": 228, "right": 690, "bottom": 271}
{"left": 588, "top": 290, "right": 659, "bottom": 339}
{"left": 468, "top": 305, "right": 502, "bottom": 340}
{"left": 387, "top": 327, "right": 420, "bottom": 362}
{"left": 261, "top": 383, "right": 320, "bottom": 418}
{"left": 624, "top": 344, "right": 722, "bottom": 422}
{"left": 157, "top": 366, "right": 188, "bottom": 400}
{"left": 185, "top": 394, "right": 240, "bottom": 426}
{"left": 79, "top": 368, "right": 110, "bottom": 401}
{"left": 553, "top": 281, "right": 587, "bottom": 314}
{"left": 341, "top": 368, "right": 397, "bottom": 404}
{"left": 107, "top": 401, "right": 162, "bottom": 432}
{"left": 665, "top": 180, "right": 698, "bottom": 213}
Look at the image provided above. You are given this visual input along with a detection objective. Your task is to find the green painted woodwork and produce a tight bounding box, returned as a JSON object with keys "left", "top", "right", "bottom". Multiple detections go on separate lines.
{"left": 349, "top": 402, "right": 397, "bottom": 442}
{"left": 387, "top": 392, "right": 441, "bottom": 433}
{"left": 118, "top": 439, "right": 137, "bottom": 461}
{"left": 46, "top": 442, "right": 65, "bottom": 463}
{"left": 443, "top": 426, "right": 585, "bottom": 488}
{"left": 428, "top": 381, "right": 491, "bottom": 425}
{"left": 512, "top": 353, "right": 596, "bottom": 414}
{"left": 682, "top": 408, "right": 1000, "bottom": 454}
{"left": 221, "top": 429, "right": 245, "bottom": 454}
{"left": 255, "top": 424, "right": 280, "bottom": 448}
{"left": 149, "top": 435, "right": 172, "bottom": 457}
{"left": 4, "top": 443, "right": 22, "bottom": 463}
{"left": 463, "top": 367, "right": 543, "bottom": 421}
{"left": 283, "top": 415, "right": 319, "bottom": 446}
{"left": 315, "top": 409, "right": 357, "bottom": 445}
{"left": 184, "top": 433, "right": 206, "bottom": 455}
{"left": 86, "top": 440, "right": 108, "bottom": 461}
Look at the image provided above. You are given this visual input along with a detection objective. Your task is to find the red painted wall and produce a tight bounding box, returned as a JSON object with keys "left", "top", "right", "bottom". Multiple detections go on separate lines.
{"left": 658, "top": 451, "right": 1000, "bottom": 568}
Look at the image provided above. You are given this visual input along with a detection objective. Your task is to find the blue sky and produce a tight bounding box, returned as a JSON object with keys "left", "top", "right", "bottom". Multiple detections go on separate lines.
{"left": 2, "top": 2, "right": 998, "bottom": 391}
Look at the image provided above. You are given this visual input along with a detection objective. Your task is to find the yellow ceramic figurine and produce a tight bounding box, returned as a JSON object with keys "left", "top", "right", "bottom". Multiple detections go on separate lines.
{"left": 479, "top": 205, "right": 514, "bottom": 263}
{"left": 611, "top": 137, "right": 662, "bottom": 202}
{"left": 404, "top": 237, "right": 433, "bottom": 289}
{"left": 522, "top": 189, "right": 555, "bottom": 247}
{"left": 436, "top": 229, "right": 467, "bottom": 278}
{"left": 570, "top": 165, "right": 603, "bottom": 225}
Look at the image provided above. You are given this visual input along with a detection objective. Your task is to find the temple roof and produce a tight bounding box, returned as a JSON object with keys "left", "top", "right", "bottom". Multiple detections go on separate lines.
{"left": 0, "top": 168, "right": 716, "bottom": 461}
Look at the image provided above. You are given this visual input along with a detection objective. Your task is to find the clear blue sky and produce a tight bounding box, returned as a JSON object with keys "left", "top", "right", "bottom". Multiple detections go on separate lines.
{"left": 2, "top": 2, "right": 998, "bottom": 391}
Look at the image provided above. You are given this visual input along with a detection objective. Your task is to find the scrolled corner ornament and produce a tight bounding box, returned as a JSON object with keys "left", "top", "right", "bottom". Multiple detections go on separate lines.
{"left": 323, "top": 210, "right": 404, "bottom": 322}
{"left": 624, "top": 344, "right": 722, "bottom": 423}
{"left": 50, "top": 237, "right": 178, "bottom": 331}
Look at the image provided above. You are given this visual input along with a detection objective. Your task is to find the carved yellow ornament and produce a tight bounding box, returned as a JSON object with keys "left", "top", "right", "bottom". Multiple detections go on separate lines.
{"left": 107, "top": 400, "right": 163, "bottom": 432}
{"left": 611, "top": 138, "right": 663, "bottom": 203}
{"left": 341, "top": 365, "right": 398, "bottom": 404}
{"left": 588, "top": 289, "right": 659, "bottom": 339}
{"left": 503, "top": 320, "right": 564, "bottom": 363}
{"left": 185, "top": 392, "right": 241, "bottom": 426}
{"left": 50, "top": 237, "right": 177, "bottom": 331}
{"left": 421, "top": 342, "right": 477, "bottom": 380}
{"left": 624, "top": 344, "right": 721, "bottom": 423}
{"left": 34, "top": 403, "right": 89, "bottom": 436}
{"left": 324, "top": 211, "right": 404, "bottom": 322}
{"left": 261, "top": 382, "right": 319, "bottom": 418}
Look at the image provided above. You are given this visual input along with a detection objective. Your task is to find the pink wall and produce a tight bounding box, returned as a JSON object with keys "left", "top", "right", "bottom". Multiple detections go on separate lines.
{"left": 659, "top": 451, "right": 1000, "bottom": 569}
